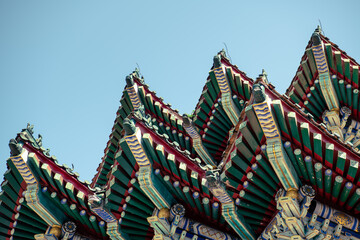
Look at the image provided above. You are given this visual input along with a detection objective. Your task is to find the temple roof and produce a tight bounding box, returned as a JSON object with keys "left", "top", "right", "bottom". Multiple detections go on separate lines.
{"left": 2, "top": 28, "right": 360, "bottom": 240}
{"left": 286, "top": 28, "right": 360, "bottom": 123}
{"left": 1, "top": 126, "right": 107, "bottom": 239}
{"left": 192, "top": 51, "right": 254, "bottom": 164}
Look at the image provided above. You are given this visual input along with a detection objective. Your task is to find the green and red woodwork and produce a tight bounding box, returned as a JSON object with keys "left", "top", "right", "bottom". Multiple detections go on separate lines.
{"left": 2, "top": 27, "right": 360, "bottom": 240}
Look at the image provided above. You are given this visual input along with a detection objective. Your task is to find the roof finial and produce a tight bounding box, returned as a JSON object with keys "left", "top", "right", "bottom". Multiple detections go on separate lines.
{"left": 219, "top": 48, "right": 226, "bottom": 58}
{"left": 317, "top": 19, "right": 324, "bottom": 35}
{"left": 222, "top": 43, "right": 232, "bottom": 63}
{"left": 260, "top": 69, "right": 269, "bottom": 84}
{"left": 134, "top": 65, "right": 141, "bottom": 78}
{"left": 134, "top": 64, "right": 144, "bottom": 84}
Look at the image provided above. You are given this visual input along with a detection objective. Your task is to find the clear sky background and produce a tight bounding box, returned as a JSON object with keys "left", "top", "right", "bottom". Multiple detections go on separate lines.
{"left": 1, "top": 1, "right": 360, "bottom": 183}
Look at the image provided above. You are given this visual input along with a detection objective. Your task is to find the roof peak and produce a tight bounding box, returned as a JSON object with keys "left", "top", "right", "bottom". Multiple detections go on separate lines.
{"left": 125, "top": 68, "right": 144, "bottom": 85}
{"left": 315, "top": 25, "right": 322, "bottom": 34}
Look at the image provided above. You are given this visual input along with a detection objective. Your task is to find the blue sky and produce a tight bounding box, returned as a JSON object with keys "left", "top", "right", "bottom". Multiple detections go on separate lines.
{"left": 1, "top": 1, "right": 360, "bottom": 182}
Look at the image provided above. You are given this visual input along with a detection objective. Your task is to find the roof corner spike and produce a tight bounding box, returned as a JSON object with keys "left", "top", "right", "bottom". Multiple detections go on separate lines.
{"left": 182, "top": 115, "right": 215, "bottom": 166}
{"left": 259, "top": 69, "right": 269, "bottom": 85}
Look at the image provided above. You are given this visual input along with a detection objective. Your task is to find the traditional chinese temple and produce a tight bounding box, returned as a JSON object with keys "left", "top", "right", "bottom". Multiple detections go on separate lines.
{"left": 2, "top": 26, "right": 360, "bottom": 240}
